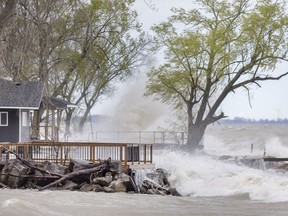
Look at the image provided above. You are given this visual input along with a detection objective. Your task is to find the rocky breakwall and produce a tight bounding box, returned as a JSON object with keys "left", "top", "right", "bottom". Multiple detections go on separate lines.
{"left": 0, "top": 157, "right": 180, "bottom": 196}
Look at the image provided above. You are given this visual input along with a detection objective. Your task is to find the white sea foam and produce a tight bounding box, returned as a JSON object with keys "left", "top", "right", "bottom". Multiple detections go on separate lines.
{"left": 154, "top": 146, "right": 288, "bottom": 203}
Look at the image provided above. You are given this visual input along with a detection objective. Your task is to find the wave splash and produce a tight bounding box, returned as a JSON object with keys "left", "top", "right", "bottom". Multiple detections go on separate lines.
{"left": 154, "top": 144, "right": 288, "bottom": 203}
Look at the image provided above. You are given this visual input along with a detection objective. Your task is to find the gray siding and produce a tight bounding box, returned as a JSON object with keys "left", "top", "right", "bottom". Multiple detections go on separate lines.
{"left": 0, "top": 109, "right": 19, "bottom": 143}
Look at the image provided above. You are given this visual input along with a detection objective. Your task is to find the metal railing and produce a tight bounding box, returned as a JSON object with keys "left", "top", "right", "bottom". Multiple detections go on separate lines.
{"left": 0, "top": 141, "right": 153, "bottom": 168}
{"left": 71, "top": 131, "right": 187, "bottom": 145}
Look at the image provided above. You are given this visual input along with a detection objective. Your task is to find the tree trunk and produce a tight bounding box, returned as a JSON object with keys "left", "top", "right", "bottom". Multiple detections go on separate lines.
{"left": 186, "top": 124, "right": 206, "bottom": 152}
{"left": 65, "top": 110, "right": 73, "bottom": 136}
{"left": 78, "top": 108, "right": 91, "bottom": 132}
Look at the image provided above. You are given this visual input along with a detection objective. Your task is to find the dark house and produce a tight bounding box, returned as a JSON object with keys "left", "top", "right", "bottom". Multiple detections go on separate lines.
{"left": 0, "top": 78, "right": 76, "bottom": 143}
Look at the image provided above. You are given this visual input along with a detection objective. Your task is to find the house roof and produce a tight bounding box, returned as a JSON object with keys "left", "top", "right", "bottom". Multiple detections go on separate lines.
{"left": 42, "top": 96, "right": 78, "bottom": 110}
{"left": 0, "top": 78, "right": 44, "bottom": 109}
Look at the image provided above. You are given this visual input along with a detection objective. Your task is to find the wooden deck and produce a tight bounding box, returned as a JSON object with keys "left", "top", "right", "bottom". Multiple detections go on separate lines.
{"left": 0, "top": 141, "right": 154, "bottom": 169}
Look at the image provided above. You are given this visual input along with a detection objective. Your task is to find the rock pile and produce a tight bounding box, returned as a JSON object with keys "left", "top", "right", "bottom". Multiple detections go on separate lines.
{"left": 0, "top": 157, "right": 180, "bottom": 196}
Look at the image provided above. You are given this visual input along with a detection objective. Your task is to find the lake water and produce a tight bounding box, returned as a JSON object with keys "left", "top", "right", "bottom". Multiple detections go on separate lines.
{"left": 1, "top": 124, "right": 288, "bottom": 216}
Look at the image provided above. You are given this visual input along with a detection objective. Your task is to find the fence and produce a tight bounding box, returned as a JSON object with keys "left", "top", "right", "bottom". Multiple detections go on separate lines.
{"left": 0, "top": 141, "right": 153, "bottom": 168}
{"left": 71, "top": 131, "right": 187, "bottom": 145}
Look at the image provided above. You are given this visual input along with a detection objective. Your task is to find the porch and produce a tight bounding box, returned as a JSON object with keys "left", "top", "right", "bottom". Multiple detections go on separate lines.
{"left": 0, "top": 141, "right": 154, "bottom": 170}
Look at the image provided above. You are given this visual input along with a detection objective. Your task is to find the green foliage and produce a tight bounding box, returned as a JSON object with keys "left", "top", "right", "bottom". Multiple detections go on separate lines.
{"left": 146, "top": 0, "right": 288, "bottom": 134}
{"left": 0, "top": 0, "right": 148, "bottom": 130}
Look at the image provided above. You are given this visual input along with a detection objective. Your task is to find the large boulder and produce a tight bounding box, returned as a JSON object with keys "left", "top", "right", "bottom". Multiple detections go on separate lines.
{"left": 0, "top": 159, "right": 30, "bottom": 189}
{"left": 93, "top": 172, "right": 113, "bottom": 187}
{"left": 32, "top": 161, "right": 66, "bottom": 186}
{"left": 108, "top": 173, "right": 135, "bottom": 192}
{"left": 68, "top": 159, "right": 96, "bottom": 172}
{"left": 110, "top": 160, "right": 122, "bottom": 174}
{"left": 58, "top": 180, "right": 79, "bottom": 190}
{"left": 66, "top": 159, "right": 99, "bottom": 183}
{"left": 140, "top": 168, "right": 181, "bottom": 196}
{"left": 36, "top": 161, "right": 66, "bottom": 175}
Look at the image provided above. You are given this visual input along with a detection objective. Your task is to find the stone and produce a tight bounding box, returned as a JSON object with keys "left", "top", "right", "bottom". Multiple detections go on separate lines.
{"left": 58, "top": 180, "right": 78, "bottom": 190}
{"left": 79, "top": 183, "right": 101, "bottom": 192}
{"left": 110, "top": 160, "right": 122, "bottom": 173}
{"left": 168, "top": 188, "right": 181, "bottom": 196}
{"left": 93, "top": 184, "right": 104, "bottom": 192}
{"left": 218, "top": 155, "right": 233, "bottom": 161}
{"left": 109, "top": 179, "right": 127, "bottom": 192}
{"left": 68, "top": 159, "right": 96, "bottom": 172}
{"left": 103, "top": 186, "right": 114, "bottom": 193}
{"left": 146, "top": 168, "right": 170, "bottom": 187}
{"left": 0, "top": 159, "right": 30, "bottom": 189}
{"left": 36, "top": 161, "right": 66, "bottom": 175}
{"left": 93, "top": 176, "right": 112, "bottom": 187}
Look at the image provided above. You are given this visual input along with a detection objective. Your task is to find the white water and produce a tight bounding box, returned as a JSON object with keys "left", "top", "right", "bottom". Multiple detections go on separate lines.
{"left": 1, "top": 124, "right": 288, "bottom": 215}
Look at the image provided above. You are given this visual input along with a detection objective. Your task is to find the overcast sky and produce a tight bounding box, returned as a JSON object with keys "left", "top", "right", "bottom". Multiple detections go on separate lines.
{"left": 93, "top": 0, "right": 288, "bottom": 123}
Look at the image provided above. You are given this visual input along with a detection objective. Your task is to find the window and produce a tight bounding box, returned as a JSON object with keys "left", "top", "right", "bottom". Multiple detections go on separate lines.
{"left": 22, "top": 111, "right": 28, "bottom": 127}
{"left": 0, "top": 112, "right": 8, "bottom": 126}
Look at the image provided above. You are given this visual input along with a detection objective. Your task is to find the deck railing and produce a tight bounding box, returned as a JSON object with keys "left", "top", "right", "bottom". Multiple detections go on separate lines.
{"left": 0, "top": 141, "right": 153, "bottom": 168}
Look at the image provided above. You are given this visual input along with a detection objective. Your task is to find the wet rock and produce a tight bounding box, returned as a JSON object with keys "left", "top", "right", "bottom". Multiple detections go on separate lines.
{"left": 274, "top": 163, "right": 288, "bottom": 172}
{"left": 0, "top": 159, "right": 30, "bottom": 188}
{"left": 34, "top": 161, "right": 66, "bottom": 186}
{"left": 140, "top": 169, "right": 181, "bottom": 196}
{"left": 93, "top": 175, "right": 112, "bottom": 187}
{"left": 168, "top": 188, "right": 181, "bottom": 196}
{"left": 110, "top": 160, "right": 122, "bottom": 174}
{"left": 239, "top": 157, "right": 265, "bottom": 170}
{"left": 79, "top": 182, "right": 102, "bottom": 192}
{"left": 146, "top": 168, "right": 170, "bottom": 187}
{"left": 93, "top": 184, "right": 104, "bottom": 192}
{"left": 0, "top": 162, "right": 6, "bottom": 172}
{"left": 68, "top": 159, "right": 96, "bottom": 172}
{"left": 218, "top": 155, "right": 233, "bottom": 161}
{"left": 23, "top": 180, "right": 42, "bottom": 190}
{"left": 109, "top": 179, "right": 127, "bottom": 192}
{"left": 38, "top": 161, "right": 66, "bottom": 174}
{"left": 66, "top": 159, "right": 98, "bottom": 184}
{"left": 103, "top": 186, "right": 114, "bottom": 193}
{"left": 58, "top": 180, "right": 78, "bottom": 190}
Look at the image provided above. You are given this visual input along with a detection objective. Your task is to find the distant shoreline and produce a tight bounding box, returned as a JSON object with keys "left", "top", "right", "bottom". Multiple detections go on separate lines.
{"left": 220, "top": 118, "right": 288, "bottom": 125}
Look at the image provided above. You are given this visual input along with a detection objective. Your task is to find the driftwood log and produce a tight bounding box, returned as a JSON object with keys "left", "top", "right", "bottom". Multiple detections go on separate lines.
{"left": 40, "top": 162, "right": 110, "bottom": 191}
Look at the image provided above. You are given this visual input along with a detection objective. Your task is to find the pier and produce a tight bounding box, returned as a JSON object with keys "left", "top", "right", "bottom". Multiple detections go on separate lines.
{"left": 0, "top": 141, "right": 154, "bottom": 169}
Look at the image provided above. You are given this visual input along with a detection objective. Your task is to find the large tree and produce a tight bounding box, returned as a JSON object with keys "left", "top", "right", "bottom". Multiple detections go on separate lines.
{"left": 0, "top": 0, "right": 148, "bottom": 135}
{"left": 145, "top": 0, "right": 288, "bottom": 151}
{"left": 51, "top": 0, "right": 148, "bottom": 132}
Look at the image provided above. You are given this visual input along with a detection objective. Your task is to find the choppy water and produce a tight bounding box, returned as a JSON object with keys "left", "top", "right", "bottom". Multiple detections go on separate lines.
{"left": 1, "top": 124, "right": 288, "bottom": 216}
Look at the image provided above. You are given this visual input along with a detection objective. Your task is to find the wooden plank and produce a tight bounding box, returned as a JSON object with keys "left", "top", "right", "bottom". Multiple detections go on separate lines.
{"left": 264, "top": 158, "right": 288, "bottom": 162}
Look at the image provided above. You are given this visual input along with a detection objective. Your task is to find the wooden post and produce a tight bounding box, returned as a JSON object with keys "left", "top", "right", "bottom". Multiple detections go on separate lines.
{"left": 5, "top": 145, "right": 9, "bottom": 161}
{"left": 124, "top": 145, "right": 128, "bottom": 167}
{"left": 56, "top": 110, "right": 61, "bottom": 141}
{"left": 120, "top": 146, "right": 123, "bottom": 163}
{"left": 51, "top": 109, "right": 55, "bottom": 141}
{"left": 144, "top": 144, "right": 147, "bottom": 164}
{"left": 60, "top": 144, "right": 63, "bottom": 165}
{"left": 45, "top": 109, "right": 49, "bottom": 140}
{"left": 131, "top": 144, "right": 134, "bottom": 165}
{"left": 90, "top": 145, "right": 95, "bottom": 163}
{"left": 150, "top": 144, "right": 153, "bottom": 163}
{"left": 137, "top": 144, "right": 140, "bottom": 164}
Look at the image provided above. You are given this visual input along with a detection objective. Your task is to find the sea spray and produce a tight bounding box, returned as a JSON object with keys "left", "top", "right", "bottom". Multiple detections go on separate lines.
{"left": 153, "top": 149, "right": 288, "bottom": 202}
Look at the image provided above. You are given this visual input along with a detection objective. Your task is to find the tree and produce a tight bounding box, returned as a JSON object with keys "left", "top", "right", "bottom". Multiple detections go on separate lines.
{"left": 145, "top": 0, "right": 288, "bottom": 151}
{"left": 0, "top": 0, "right": 149, "bottom": 135}
{"left": 51, "top": 0, "right": 149, "bottom": 132}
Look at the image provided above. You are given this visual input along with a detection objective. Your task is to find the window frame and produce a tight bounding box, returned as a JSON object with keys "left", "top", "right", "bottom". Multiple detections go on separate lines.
{"left": 0, "top": 112, "right": 8, "bottom": 126}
